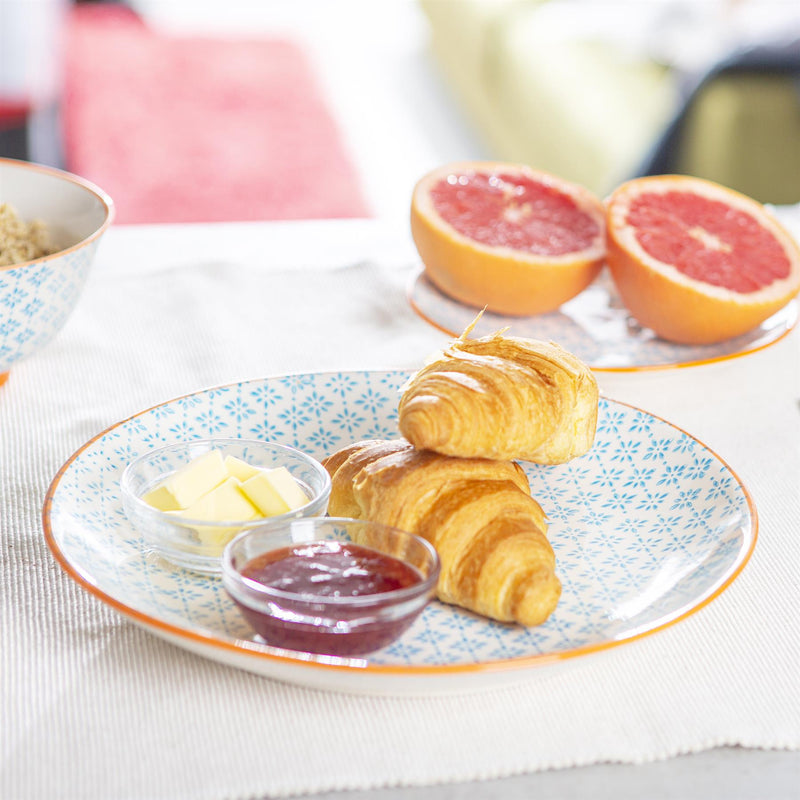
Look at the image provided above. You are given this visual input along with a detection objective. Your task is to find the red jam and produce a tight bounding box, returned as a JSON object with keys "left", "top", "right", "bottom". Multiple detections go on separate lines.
{"left": 233, "top": 541, "right": 427, "bottom": 656}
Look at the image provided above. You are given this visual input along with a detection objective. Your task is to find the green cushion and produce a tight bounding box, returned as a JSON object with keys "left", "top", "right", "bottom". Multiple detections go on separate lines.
{"left": 419, "top": 0, "right": 678, "bottom": 196}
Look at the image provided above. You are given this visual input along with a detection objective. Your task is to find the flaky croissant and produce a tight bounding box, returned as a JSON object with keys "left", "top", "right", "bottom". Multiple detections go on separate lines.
{"left": 321, "top": 439, "right": 560, "bottom": 627}
{"left": 397, "top": 331, "right": 598, "bottom": 464}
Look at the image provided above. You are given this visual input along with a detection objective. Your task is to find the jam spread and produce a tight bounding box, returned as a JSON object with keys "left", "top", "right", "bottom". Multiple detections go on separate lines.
{"left": 233, "top": 541, "right": 426, "bottom": 656}
{"left": 241, "top": 541, "right": 421, "bottom": 597}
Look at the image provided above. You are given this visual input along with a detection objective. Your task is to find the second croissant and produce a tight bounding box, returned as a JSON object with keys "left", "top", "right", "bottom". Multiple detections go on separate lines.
{"left": 398, "top": 331, "right": 598, "bottom": 464}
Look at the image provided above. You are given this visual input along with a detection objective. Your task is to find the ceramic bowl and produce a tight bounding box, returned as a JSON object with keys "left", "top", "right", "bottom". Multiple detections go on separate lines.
{"left": 0, "top": 157, "right": 113, "bottom": 385}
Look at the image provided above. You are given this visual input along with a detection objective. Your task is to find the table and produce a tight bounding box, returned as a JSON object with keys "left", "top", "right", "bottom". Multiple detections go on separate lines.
{"left": 2, "top": 219, "right": 798, "bottom": 799}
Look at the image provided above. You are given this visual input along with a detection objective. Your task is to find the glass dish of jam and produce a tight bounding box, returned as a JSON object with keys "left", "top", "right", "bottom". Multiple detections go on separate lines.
{"left": 222, "top": 518, "right": 440, "bottom": 656}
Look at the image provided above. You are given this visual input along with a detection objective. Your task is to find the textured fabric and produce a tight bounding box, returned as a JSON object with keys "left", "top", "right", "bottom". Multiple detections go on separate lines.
{"left": 62, "top": 4, "right": 369, "bottom": 223}
{"left": 1, "top": 218, "right": 799, "bottom": 799}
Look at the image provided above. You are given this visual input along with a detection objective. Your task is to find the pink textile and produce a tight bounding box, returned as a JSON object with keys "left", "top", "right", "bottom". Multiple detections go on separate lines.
{"left": 63, "top": 4, "right": 370, "bottom": 224}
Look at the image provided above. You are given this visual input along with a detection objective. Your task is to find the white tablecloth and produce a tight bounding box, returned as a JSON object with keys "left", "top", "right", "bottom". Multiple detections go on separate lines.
{"left": 2, "top": 218, "right": 798, "bottom": 799}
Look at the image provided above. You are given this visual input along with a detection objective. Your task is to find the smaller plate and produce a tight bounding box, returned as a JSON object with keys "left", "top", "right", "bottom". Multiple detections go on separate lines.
{"left": 408, "top": 268, "right": 798, "bottom": 372}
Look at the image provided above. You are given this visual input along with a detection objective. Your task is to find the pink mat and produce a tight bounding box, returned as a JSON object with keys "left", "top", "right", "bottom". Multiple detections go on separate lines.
{"left": 63, "top": 4, "right": 370, "bottom": 224}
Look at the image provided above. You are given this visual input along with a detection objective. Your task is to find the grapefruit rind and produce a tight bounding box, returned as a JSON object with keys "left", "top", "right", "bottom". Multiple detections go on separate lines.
{"left": 411, "top": 161, "right": 606, "bottom": 317}
{"left": 606, "top": 175, "right": 800, "bottom": 345}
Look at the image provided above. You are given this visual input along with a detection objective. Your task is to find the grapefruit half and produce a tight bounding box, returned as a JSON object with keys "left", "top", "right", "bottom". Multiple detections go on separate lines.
{"left": 606, "top": 175, "right": 800, "bottom": 345}
{"left": 410, "top": 161, "right": 606, "bottom": 316}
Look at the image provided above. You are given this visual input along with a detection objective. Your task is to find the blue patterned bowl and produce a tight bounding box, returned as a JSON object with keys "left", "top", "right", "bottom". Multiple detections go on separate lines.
{"left": 0, "top": 158, "right": 113, "bottom": 385}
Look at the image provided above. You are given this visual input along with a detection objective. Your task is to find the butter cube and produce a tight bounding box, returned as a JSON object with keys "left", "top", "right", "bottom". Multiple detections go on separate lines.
{"left": 239, "top": 472, "right": 290, "bottom": 517}
{"left": 178, "top": 476, "right": 260, "bottom": 546}
{"left": 163, "top": 449, "right": 227, "bottom": 508}
{"left": 142, "top": 484, "right": 180, "bottom": 512}
{"left": 264, "top": 467, "right": 309, "bottom": 509}
{"left": 240, "top": 467, "right": 308, "bottom": 517}
{"left": 180, "top": 477, "right": 259, "bottom": 522}
{"left": 223, "top": 455, "right": 261, "bottom": 482}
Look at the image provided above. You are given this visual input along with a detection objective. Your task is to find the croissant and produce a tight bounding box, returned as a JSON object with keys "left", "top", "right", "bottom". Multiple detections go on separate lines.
{"left": 397, "top": 331, "right": 598, "bottom": 464}
{"left": 321, "top": 439, "right": 560, "bottom": 627}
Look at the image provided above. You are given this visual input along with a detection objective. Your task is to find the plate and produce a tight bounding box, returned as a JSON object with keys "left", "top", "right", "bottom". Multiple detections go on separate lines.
{"left": 44, "top": 370, "right": 756, "bottom": 695}
{"left": 408, "top": 268, "right": 798, "bottom": 371}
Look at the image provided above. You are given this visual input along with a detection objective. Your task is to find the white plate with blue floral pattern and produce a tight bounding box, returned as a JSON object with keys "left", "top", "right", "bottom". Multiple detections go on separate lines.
{"left": 408, "top": 268, "right": 798, "bottom": 372}
{"left": 44, "top": 370, "right": 756, "bottom": 695}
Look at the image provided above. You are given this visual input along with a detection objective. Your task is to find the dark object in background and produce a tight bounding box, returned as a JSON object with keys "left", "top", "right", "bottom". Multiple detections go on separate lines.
{"left": 637, "top": 38, "right": 800, "bottom": 205}
{"left": 0, "top": 0, "right": 115, "bottom": 166}
{"left": 0, "top": 0, "right": 72, "bottom": 167}
{"left": 0, "top": 104, "right": 62, "bottom": 167}
{"left": 0, "top": 107, "right": 29, "bottom": 162}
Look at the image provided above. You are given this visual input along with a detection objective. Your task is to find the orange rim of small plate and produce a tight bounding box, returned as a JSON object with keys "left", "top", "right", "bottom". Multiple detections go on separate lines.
{"left": 406, "top": 267, "right": 798, "bottom": 373}
{"left": 0, "top": 157, "right": 115, "bottom": 273}
{"left": 42, "top": 372, "right": 758, "bottom": 680}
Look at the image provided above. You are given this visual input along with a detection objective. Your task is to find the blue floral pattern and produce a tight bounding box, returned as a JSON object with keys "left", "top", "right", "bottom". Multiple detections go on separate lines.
{"left": 0, "top": 243, "right": 98, "bottom": 373}
{"left": 46, "top": 370, "right": 755, "bottom": 672}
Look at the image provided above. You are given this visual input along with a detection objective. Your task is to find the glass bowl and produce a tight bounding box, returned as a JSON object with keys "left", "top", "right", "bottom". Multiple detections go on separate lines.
{"left": 121, "top": 438, "right": 331, "bottom": 574}
{"left": 222, "top": 517, "right": 441, "bottom": 656}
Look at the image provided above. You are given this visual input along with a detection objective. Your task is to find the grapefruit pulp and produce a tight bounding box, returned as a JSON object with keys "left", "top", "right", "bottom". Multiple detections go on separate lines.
{"left": 410, "top": 162, "right": 606, "bottom": 316}
{"left": 605, "top": 175, "right": 800, "bottom": 345}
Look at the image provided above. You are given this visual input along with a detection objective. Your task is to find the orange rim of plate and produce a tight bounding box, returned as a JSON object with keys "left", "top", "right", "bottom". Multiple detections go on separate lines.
{"left": 42, "top": 374, "right": 758, "bottom": 679}
{"left": 407, "top": 268, "right": 798, "bottom": 373}
{"left": 0, "top": 157, "right": 115, "bottom": 273}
